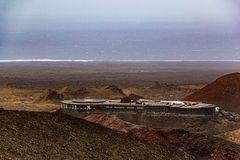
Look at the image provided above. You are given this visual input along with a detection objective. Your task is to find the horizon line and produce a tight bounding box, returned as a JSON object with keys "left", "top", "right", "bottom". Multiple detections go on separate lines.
{"left": 1, "top": 59, "right": 240, "bottom": 63}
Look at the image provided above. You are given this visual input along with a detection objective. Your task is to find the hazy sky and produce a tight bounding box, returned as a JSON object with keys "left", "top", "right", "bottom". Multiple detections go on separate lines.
{"left": 0, "top": 0, "right": 240, "bottom": 60}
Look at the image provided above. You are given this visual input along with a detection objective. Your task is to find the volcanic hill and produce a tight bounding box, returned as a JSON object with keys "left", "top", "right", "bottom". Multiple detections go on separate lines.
{"left": 184, "top": 73, "right": 240, "bottom": 113}
{"left": 0, "top": 109, "right": 194, "bottom": 160}
{"left": 39, "top": 89, "right": 63, "bottom": 102}
{"left": 39, "top": 85, "right": 126, "bottom": 102}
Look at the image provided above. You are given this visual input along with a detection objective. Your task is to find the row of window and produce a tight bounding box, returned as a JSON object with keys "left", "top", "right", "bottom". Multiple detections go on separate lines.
{"left": 60, "top": 103, "right": 216, "bottom": 115}
{"left": 61, "top": 104, "right": 92, "bottom": 110}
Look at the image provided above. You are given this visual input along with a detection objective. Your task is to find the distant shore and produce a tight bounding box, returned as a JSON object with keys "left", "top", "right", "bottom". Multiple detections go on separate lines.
{"left": 1, "top": 59, "right": 240, "bottom": 63}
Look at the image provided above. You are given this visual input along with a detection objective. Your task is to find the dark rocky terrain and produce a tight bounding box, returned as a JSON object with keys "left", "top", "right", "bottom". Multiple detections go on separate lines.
{"left": 0, "top": 109, "right": 194, "bottom": 160}
{"left": 66, "top": 112, "right": 240, "bottom": 160}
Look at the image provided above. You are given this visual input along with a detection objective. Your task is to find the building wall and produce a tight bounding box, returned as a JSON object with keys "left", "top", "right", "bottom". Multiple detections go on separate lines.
{"left": 60, "top": 103, "right": 217, "bottom": 115}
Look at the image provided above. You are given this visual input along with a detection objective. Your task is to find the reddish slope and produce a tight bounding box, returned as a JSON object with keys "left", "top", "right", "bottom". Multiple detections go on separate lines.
{"left": 184, "top": 73, "right": 240, "bottom": 113}
{"left": 84, "top": 113, "right": 142, "bottom": 133}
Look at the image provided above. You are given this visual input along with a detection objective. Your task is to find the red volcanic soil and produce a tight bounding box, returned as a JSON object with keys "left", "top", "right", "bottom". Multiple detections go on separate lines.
{"left": 84, "top": 113, "right": 142, "bottom": 133}
{"left": 184, "top": 73, "right": 240, "bottom": 113}
{"left": 130, "top": 129, "right": 240, "bottom": 160}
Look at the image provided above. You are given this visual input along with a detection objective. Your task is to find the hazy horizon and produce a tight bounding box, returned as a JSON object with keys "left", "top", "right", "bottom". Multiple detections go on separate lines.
{"left": 1, "top": 0, "right": 240, "bottom": 60}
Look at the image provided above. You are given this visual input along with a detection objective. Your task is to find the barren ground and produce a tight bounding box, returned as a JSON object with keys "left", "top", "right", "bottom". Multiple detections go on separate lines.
{"left": 0, "top": 109, "right": 195, "bottom": 160}
{"left": 0, "top": 61, "right": 240, "bottom": 159}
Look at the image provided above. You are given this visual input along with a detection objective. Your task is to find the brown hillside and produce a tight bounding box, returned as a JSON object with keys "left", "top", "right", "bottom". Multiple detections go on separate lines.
{"left": 76, "top": 86, "right": 126, "bottom": 99}
{"left": 129, "top": 93, "right": 144, "bottom": 102}
{"left": 0, "top": 109, "right": 194, "bottom": 160}
{"left": 58, "top": 86, "right": 72, "bottom": 95}
{"left": 105, "top": 85, "right": 126, "bottom": 95}
{"left": 84, "top": 113, "right": 142, "bottom": 133}
{"left": 39, "top": 89, "right": 63, "bottom": 102}
{"left": 40, "top": 85, "right": 126, "bottom": 102}
{"left": 130, "top": 129, "right": 240, "bottom": 160}
{"left": 223, "top": 128, "right": 240, "bottom": 144}
{"left": 184, "top": 73, "right": 240, "bottom": 113}
{"left": 80, "top": 113, "right": 240, "bottom": 159}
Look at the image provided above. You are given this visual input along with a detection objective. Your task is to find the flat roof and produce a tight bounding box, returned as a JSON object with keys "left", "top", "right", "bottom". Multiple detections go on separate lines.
{"left": 72, "top": 99, "right": 107, "bottom": 103}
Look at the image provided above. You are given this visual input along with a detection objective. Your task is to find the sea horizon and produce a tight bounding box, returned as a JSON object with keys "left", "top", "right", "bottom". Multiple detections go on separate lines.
{"left": 1, "top": 59, "right": 240, "bottom": 63}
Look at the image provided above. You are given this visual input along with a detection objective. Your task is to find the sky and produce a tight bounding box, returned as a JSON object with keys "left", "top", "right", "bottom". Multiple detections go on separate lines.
{"left": 0, "top": 0, "right": 240, "bottom": 60}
